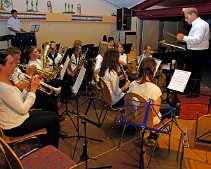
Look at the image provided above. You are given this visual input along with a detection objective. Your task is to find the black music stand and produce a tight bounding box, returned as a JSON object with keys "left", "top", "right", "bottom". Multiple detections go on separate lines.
{"left": 80, "top": 47, "right": 103, "bottom": 126}
{"left": 62, "top": 67, "right": 103, "bottom": 160}
{"left": 123, "top": 43, "right": 132, "bottom": 54}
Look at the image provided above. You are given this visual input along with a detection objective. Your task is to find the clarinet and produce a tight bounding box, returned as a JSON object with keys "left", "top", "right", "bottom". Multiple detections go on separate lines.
{"left": 119, "top": 64, "right": 128, "bottom": 81}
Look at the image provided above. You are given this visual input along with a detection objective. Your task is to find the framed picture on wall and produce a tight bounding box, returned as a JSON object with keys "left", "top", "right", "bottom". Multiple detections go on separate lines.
{"left": 1, "top": 0, "right": 13, "bottom": 11}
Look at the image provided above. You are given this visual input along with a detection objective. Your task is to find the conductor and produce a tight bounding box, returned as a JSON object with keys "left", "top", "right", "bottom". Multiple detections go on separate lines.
{"left": 177, "top": 7, "right": 210, "bottom": 97}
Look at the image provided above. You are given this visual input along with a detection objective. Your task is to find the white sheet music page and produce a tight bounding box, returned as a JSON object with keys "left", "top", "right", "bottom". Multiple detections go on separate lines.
{"left": 60, "top": 57, "right": 70, "bottom": 80}
{"left": 72, "top": 66, "right": 86, "bottom": 95}
{"left": 167, "top": 69, "right": 191, "bottom": 92}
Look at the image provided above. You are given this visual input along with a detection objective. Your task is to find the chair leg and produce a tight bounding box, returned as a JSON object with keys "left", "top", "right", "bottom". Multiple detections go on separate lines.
{"left": 147, "top": 136, "right": 159, "bottom": 168}
{"left": 206, "top": 151, "right": 208, "bottom": 162}
{"left": 99, "top": 105, "right": 109, "bottom": 126}
{"left": 117, "top": 124, "right": 127, "bottom": 149}
{"left": 177, "top": 132, "right": 185, "bottom": 169}
{"left": 176, "top": 133, "right": 182, "bottom": 162}
{"left": 168, "top": 134, "right": 171, "bottom": 152}
{"left": 107, "top": 111, "right": 119, "bottom": 138}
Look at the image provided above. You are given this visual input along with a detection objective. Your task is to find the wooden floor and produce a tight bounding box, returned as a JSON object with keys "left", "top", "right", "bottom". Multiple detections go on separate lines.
{"left": 58, "top": 93, "right": 211, "bottom": 169}
{"left": 57, "top": 63, "right": 211, "bottom": 169}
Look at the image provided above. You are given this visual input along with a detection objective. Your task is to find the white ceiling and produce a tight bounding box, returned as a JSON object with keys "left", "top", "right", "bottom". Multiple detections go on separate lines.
{"left": 102, "top": 0, "right": 145, "bottom": 8}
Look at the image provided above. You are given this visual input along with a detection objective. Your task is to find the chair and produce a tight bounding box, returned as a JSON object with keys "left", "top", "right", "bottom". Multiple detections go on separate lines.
{"left": 0, "top": 137, "right": 77, "bottom": 169}
{"left": 177, "top": 113, "right": 211, "bottom": 169}
{"left": 0, "top": 126, "right": 46, "bottom": 159}
{"left": 98, "top": 77, "right": 121, "bottom": 128}
{"left": 118, "top": 92, "right": 176, "bottom": 168}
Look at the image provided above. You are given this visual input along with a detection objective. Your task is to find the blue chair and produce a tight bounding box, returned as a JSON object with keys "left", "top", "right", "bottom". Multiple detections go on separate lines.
{"left": 118, "top": 92, "right": 176, "bottom": 168}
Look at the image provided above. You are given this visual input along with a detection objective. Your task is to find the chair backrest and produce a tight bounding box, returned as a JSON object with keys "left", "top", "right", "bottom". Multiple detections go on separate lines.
{"left": 99, "top": 77, "right": 112, "bottom": 107}
{"left": 0, "top": 138, "right": 23, "bottom": 169}
{"left": 122, "top": 92, "right": 153, "bottom": 128}
{"left": 0, "top": 127, "right": 5, "bottom": 139}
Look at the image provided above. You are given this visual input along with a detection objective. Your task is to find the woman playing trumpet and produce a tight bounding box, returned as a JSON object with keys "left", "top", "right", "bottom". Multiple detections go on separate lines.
{"left": 0, "top": 51, "right": 60, "bottom": 148}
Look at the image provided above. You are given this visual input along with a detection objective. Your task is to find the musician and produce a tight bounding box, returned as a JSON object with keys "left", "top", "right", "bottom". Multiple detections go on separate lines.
{"left": 117, "top": 41, "right": 127, "bottom": 66}
{"left": 136, "top": 45, "right": 153, "bottom": 69}
{"left": 7, "top": 9, "right": 27, "bottom": 36}
{"left": 7, "top": 46, "right": 67, "bottom": 138}
{"left": 108, "top": 37, "right": 115, "bottom": 49}
{"left": 117, "top": 42, "right": 136, "bottom": 88}
{"left": 99, "top": 49, "right": 130, "bottom": 107}
{"left": 47, "top": 41, "right": 63, "bottom": 71}
{"left": 177, "top": 7, "right": 210, "bottom": 97}
{"left": 0, "top": 51, "right": 60, "bottom": 148}
{"left": 7, "top": 46, "right": 58, "bottom": 115}
{"left": 94, "top": 41, "right": 108, "bottom": 82}
{"left": 60, "top": 45, "right": 84, "bottom": 101}
{"left": 128, "top": 57, "right": 163, "bottom": 146}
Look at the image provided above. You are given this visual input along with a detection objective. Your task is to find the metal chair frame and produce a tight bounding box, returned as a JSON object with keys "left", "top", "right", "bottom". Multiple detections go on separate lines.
{"left": 98, "top": 77, "right": 121, "bottom": 128}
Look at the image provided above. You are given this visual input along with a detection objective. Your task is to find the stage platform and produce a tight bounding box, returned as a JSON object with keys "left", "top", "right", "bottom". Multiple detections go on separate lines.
{"left": 177, "top": 90, "right": 211, "bottom": 120}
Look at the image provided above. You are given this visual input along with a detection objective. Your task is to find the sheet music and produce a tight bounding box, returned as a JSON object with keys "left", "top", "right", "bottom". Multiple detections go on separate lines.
{"left": 167, "top": 69, "right": 191, "bottom": 92}
{"left": 72, "top": 66, "right": 86, "bottom": 95}
{"left": 60, "top": 57, "right": 70, "bottom": 80}
{"left": 153, "top": 58, "right": 162, "bottom": 76}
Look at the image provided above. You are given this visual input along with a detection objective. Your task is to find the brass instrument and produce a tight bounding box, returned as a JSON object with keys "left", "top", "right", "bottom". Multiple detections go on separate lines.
{"left": 42, "top": 42, "right": 51, "bottom": 69}
{"left": 17, "top": 72, "right": 58, "bottom": 95}
{"left": 18, "top": 64, "right": 56, "bottom": 82}
{"left": 70, "top": 58, "right": 86, "bottom": 76}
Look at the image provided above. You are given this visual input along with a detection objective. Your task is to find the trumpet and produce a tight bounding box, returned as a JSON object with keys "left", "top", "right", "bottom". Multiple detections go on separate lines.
{"left": 18, "top": 64, "right": 56, "bottom": 82}
{"left": 17, "top": 72, "right": 59, "bottom": 95}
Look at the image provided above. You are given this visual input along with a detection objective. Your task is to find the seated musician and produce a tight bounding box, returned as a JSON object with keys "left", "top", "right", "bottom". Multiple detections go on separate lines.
{"left": 94, "top": 41, "right": 108, "bottom": 83}
{"left": 24, "top": 46, "right": 61, "bottom": 90}
{"left": 0, "top": 51, "right": 60, "bottom": 148}
{"left": 136, "top": 45, "right": 153, "bottom": 70}
{"left": 47, "top": 41, "right": 63, "bottom": 72}
{"left": 116, "top": 42, "right": 136, "bottom": 88}
{"left": 6, "top": 46, "right": 67, "bottom": 138}
{"left": 60, "top": 45, "right": 84, "bottom": 101}
{"left": 99, "top": 49, "right": 130, "bottom": 107}
{"left": 7, "top": 46, "right": 58, "bottom": 115}
{"left": 128, "top": 57, "right": 167, "bottom": 146}
{"left": 107, "top": 37, "right": 115, "bottom": 49}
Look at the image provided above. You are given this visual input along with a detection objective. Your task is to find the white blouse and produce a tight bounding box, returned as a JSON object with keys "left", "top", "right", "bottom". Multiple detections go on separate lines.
{"left": 102, "top": 68, "right": 125, "bottom": 105}
{"left": 0, "top": 82, "right": 36, "bottom": 129}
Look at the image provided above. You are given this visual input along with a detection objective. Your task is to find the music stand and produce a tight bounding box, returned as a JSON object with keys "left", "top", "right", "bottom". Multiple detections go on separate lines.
{"left": 123, "top": 43, "right": 132, "bottom": 54}
{"left": 62, "top": 67, "right": 103, "bottom": 161}
{"left": 82, "top": 44, "right": 94, "bottom": 54}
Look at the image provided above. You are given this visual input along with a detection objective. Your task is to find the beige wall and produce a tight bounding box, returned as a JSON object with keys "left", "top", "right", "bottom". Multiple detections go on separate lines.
{"left": 0, "top": 0, "right": 117, "bottom": 49}
{"left": 20, "top": 20, "right": 116, "bottom": 48}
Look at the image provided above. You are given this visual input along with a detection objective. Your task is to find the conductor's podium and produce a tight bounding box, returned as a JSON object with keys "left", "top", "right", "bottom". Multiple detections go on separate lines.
{"left": 177, "top": 90, "right": 211, "bottom": 120}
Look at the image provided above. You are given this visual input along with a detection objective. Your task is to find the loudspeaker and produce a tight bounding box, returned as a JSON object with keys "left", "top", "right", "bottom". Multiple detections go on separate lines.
{"left": 117, "top": 8, "right": 131, "bottom": 30}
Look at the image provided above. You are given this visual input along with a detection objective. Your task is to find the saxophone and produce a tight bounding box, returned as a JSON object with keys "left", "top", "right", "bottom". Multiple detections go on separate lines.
{"left": 70, "top": 58, "right": 86, "bottom": 76}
